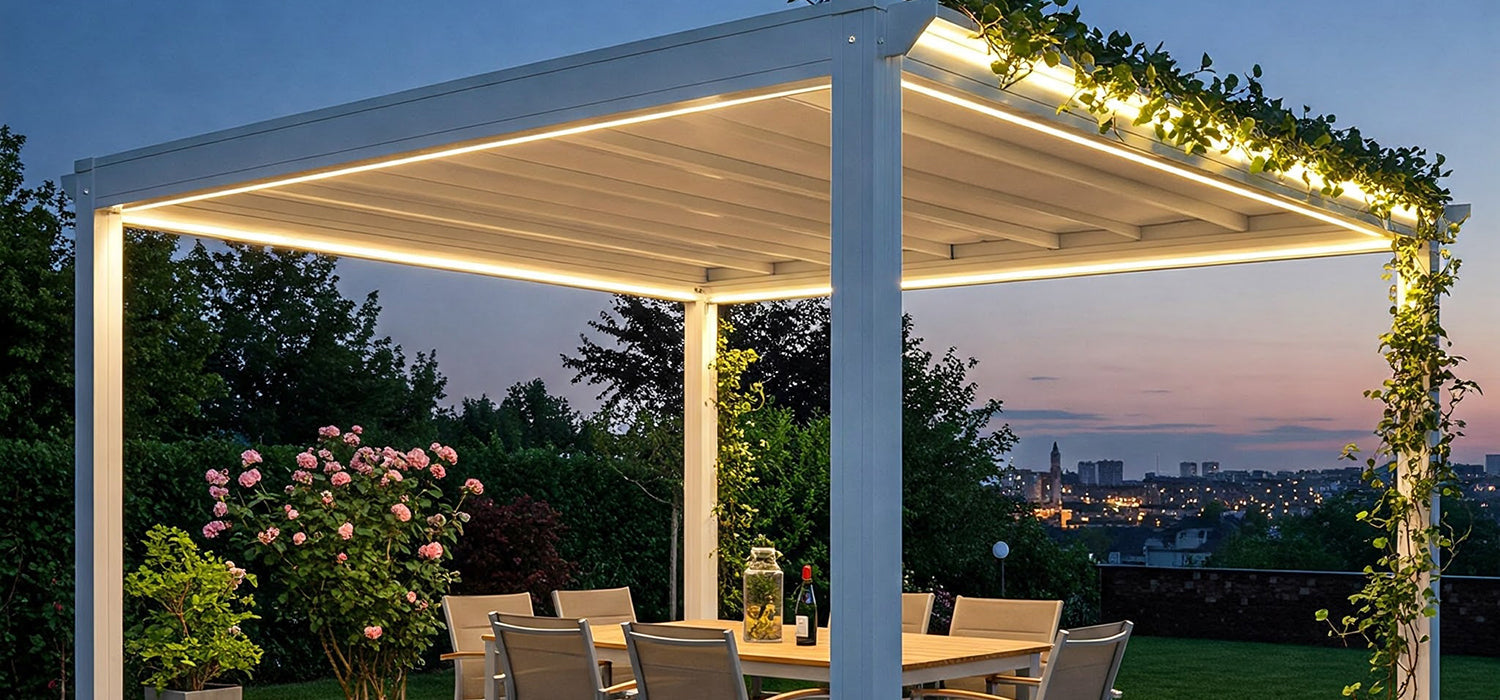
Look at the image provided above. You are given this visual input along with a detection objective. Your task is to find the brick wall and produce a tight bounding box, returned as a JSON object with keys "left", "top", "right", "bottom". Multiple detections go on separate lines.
{"left": 1098, "top": 565, "right": 1499, "bottom": 657}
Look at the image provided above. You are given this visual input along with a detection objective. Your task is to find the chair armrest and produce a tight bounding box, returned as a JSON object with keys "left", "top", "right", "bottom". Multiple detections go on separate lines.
{"left": 909, "top": 690, "right": 1005, "bottom": 700}
{"left": 604, "top": 679, "right": 637, "bottom": 697}
{"left": 439, "top": 651, "right": 486, "bottom": 661}
{"left": 766, "top": 688, "right": 830, "bottom": 700}
{"left": 598, "top": 658, "right": 613, "bottom": 686}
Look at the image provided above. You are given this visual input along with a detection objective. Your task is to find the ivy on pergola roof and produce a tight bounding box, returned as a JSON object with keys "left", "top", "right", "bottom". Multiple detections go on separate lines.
{"left": 80, "top": 1, "right": 1419, "bottom": 305}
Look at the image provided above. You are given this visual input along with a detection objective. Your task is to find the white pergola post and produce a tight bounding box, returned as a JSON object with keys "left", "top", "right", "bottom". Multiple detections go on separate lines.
{"left": 683, "top": 299, "right": 720, "bottom": 621}
{"left": 828, "top": 4, "right": 906, "bottom": 698}
{"left": 73, "top": 166, "right": 126, "bottom": 700}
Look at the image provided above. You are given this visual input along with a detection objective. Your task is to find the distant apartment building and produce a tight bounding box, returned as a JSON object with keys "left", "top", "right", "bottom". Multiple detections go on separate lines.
{"left": 1098, "top": 460, "right": 1124, "bottom": 486}
{"left": 1179, "top": 461, "right": 1198, "bottom": 478}
{"left": 1202, "top": 461, "right": 1220, "bottom": 476}
{"left": 1488, "top": 454, "right": 1500, "bottom": 476}
{"left": 1077, "top": 461, "right": 1098, "bottom": 486}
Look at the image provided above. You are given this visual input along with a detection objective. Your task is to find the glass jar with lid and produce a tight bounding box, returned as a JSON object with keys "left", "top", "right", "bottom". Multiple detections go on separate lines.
{"left": 742, "top": 544, "right": 784, "bottom": 643}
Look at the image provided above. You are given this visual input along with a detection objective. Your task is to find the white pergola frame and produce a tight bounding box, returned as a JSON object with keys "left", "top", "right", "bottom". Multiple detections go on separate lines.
{"left": 65, "top": 1, "right": 1464, "bottom": 698}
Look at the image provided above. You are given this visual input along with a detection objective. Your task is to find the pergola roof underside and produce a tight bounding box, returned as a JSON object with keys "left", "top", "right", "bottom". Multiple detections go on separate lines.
{"left": 128, "top": 66, "right": 1390, "bottom": 302}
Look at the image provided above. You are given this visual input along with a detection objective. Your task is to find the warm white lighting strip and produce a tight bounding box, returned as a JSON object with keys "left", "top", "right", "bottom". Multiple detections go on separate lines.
{"left": 123, "top": 215, "right": 701, "bottom": 302}
{"left": 707, "top": 239, "right": 1390, "bottom": 303}
{"left": 903, "top": 81, "right": 1392, "bottom": 238}
{"left": 913, "top": 22, "right": 1418, "bottom": 224}
{"left": 122, "top": 84, "right": 831, "bottom": 213}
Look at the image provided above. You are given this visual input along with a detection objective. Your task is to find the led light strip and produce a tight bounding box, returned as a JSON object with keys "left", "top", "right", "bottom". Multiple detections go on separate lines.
{"left": 911, "top": 23, "right": 1417, "bottom": 224}
{"left": 124, "top": 215, "right": 701, "bottom": 302}
{"left": 123, "top": 84, "right": 831, "bottom": 213}
{"left": 707, "top": 239, "right": 1390, "bottom": 303}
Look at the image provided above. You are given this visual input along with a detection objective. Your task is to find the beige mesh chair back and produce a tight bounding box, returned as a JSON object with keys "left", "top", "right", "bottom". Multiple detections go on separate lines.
{"left": 902, "top": 592, "right": 936, "bottom": 634}
{"left": 945, "top": 596, "right": 1064, "bottom": 697}
{"left": 622, "top": 622, "right": 829, "bottom": 700}
{"left": 1035, "top": 621, "right": 1133, "bottom": 700}
{"left": 552, "top": 587, "right": 637, "bottom": 627}
{"left": 552, "top": 587, "right": 638, "bottom": 685}
{"left": 443, "top": 593, "right": 533, "bottom": 700}
{"left": 909, "top": 620, "right": 1133, "bottom": 700}
{"left": 488, "top": 612, "right": 630, "bottom": 700}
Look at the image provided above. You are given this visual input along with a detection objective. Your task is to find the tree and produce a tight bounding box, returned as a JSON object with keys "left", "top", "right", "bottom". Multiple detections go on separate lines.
{"left": 562, "top": 296, "right": 831, "bottom": 423}
{"left": 185, "top": 242, "right": 446, "bottom": 443}
{"left": 0, "top": 126, "right": 74, "bottom": 439}
{"left": 123, "top": 229, "right": 223, "bottom": 439}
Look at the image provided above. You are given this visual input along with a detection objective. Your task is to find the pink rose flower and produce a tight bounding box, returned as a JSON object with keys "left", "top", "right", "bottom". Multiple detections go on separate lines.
{"left": 391, "top": 503, "right": 411, "bottom": 522}
{"left": 256, "top": 527, "right": 280, "bottom": 545}
{"left": 331, "top": 472, "right": 352, "bottom": 487}
{"left": 463, "top": 478, "right": 484, "bottom": 495}
{"left": 385, "top": 470, "right": 403, "bottom": 483}
{"left": 405, "top": 591, "right": 418, "bottom": 603}
{"left": 202, "top": 520, "right": 228, "bottom": 539}
{"left": 292, "top": 532, "right": 307, "bottom": 545}
{"left": 321, "top": 490, "right": 335, "bottom": 505}
{"left": 338, "top": 522, "right": 354, "bottom": 540}
{"left": 297, "top": 451, "right": 318, "bottom": 470}
{"left": 240, "top": 449, "right": 262, "bottom": 466}
{"left": 209, "top": 485, "right": 229, "bottom": 499}
{"left": 293, "top": 470, "right": 313, "bottom": 485}
{"left": 318, "top": 448, "right": 333, "bottom": 461}
{"left": 406, "top": 449, "right": 430, "bottom": 469}
{"left": 212, "top": 501, "right": 228, "bottom": 518}
{"left": 438, "top": 446, "right": 459, "bottom": 465}
{"left": 429, "top": 464, "right": 446, "bottom": 479}
{"left": 344, "top": 432, "right": 361, "bottom": 446}
{"left": 237, "top": 468, "right": 262, "bottom": 488}
{"left": 364, "top": 626, "right": 382, "bottom": 640}
{"left": 286, "top": 508, "right": 300, "bottom": 520}
{"left": 417, "top": 600, "right": 429, "bottom": 611}
{"left": 352, "top": 425, "right": 363, "bottom": 435}
{"left": 430, "top": 442, "right": 441, "bottom": 451}
{"left": 324, "top": 460, "right": 343, "bottom": 473}
{"left": 319, "top": 425, "right": 340, "bottom": 439}
{"left": 205, "top": 469, "right": 229, "bottom": 486}
{"left": 337, "top": 552, "right": 348, "bottom": 563}
{"left": 418, "top": 542, "right": 444, "bottom": 560}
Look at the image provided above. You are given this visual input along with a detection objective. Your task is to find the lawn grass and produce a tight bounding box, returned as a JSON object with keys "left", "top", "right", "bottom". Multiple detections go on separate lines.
{"left": 245, "top": 637, "right": 1500, "bottom": 699}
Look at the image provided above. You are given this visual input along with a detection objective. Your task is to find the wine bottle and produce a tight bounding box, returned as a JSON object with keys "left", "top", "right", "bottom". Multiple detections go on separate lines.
{"left": 794, "top": 564, "right": 817, "bottom": 646}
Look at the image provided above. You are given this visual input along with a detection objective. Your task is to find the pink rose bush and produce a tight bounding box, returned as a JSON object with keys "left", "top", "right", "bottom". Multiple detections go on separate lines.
{"left": 211, "top": 427, "right": 481, "bottom": 700}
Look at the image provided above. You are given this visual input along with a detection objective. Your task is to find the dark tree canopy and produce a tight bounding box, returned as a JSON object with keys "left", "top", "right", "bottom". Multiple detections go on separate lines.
{"left": 0, "top": 126, "right": 74, "bottom": 439}
{"left": 562, "top": 296, "right": 830, "bottom": 423}
{"left": 183, "top": 241, "right": 445, "bottom": 444}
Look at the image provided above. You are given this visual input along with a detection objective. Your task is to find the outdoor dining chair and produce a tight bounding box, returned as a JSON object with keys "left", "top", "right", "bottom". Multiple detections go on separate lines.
{"left": 442, "top": 593, "right": 534, "bottom": 700}
{"left": 910, "top": 620, "right": 1134, "bottom": 700}
{"left": 488, "top": 611, "right": 637, "bottom": 700}
{"left": 553, "top": 587, "right": 639, "bottom": 686}
{"left": 621, "top": 622, "right": 829, "bottom": 700}
{"left": 945, "top": 596, "right": 1063, "bottom": 697}
{"left": 903, "top": 592, "right": 936, "bottom": 634}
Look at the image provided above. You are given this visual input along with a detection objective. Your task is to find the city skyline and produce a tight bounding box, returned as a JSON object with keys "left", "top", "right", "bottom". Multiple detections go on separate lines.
{"left": 4, "top": 1, "right": 1496, "bottom": 473}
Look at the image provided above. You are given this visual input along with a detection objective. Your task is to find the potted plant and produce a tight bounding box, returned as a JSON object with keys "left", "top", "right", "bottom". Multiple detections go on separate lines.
{"left": 125, "top": 525, "right": 263, "bottom": 699}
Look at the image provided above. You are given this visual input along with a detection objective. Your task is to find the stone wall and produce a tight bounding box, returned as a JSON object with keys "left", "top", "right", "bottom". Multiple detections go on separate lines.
{"left": 1098, "top": 565, "right": 1499, "bottom": 657}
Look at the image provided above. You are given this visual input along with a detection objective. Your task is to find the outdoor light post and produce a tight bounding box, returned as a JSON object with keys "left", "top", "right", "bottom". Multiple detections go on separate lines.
{"left": 992, "top": 541, "right": 1009, "bottom": 597}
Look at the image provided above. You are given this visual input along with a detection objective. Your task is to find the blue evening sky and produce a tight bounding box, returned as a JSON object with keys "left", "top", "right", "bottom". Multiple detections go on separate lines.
{"left": 3, "top": 1, "right": 1496, "bottom": 475}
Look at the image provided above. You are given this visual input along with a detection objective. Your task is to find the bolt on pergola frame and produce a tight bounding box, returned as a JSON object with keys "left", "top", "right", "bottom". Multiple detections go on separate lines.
{"left": 64, "top": 1, "right": 1465, "bottom": 698}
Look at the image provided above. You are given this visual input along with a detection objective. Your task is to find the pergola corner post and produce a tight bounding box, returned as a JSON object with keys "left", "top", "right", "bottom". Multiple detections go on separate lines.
{"left": 1394, "top": 233, "right": 1442, "bottom": 700}
{"left": 683, "top": 299, "right": 720, "bottom": 621}
{"left": 70, "top": 163, "right": 126, "bottom": 700}
{"left": 828, "top": 2, "right": 923, "bottom": 697}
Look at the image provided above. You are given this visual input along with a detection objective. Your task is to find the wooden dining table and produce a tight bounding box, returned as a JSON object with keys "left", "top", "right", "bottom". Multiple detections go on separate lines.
{"left": 482, "top": 619, "right": 1049, "bottom": 700}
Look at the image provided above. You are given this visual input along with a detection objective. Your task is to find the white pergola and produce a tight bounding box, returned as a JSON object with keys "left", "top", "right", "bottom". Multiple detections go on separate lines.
{"left": 66, "top": 1, "right": 1461, "bottom": 698}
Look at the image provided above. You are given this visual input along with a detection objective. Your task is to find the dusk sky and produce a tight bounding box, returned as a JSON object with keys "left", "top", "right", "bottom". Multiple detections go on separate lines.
{"left": 4, "top": 1, "right": 1497, "bottom": 477}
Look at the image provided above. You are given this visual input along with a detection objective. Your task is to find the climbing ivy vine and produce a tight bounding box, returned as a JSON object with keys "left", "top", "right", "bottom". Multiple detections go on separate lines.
{"left": 930, "top": 1, "right": 1468, "bottom": 696}
{"left": 712, "top": 322, "right": 768, "bottom": 615}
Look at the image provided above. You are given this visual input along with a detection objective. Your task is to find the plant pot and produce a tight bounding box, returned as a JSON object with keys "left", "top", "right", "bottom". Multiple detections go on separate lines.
{"left": 144, "top": 683, "right": 242, "bottom": 700}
